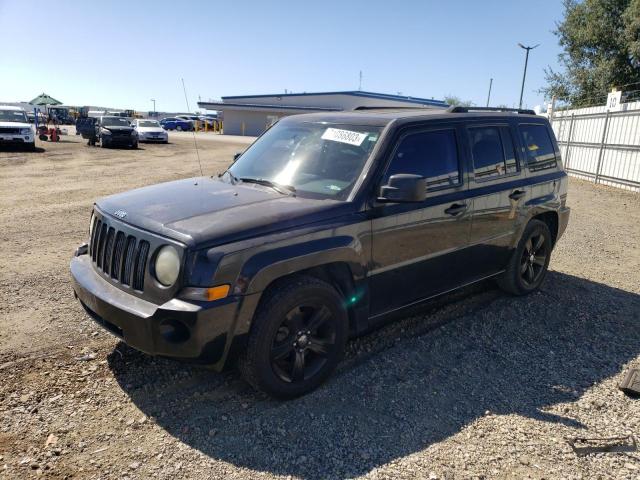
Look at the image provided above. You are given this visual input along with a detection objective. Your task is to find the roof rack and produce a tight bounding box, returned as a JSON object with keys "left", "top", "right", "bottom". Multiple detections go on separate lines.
{"left": 352, "top": 105, "right": 433, "bottom": 111}
{"left": 447, "top": 106, "right": 536, "bottom": 115}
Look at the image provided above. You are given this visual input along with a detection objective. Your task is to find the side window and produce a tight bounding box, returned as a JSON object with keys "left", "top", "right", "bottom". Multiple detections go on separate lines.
{"left": 385, "top": 129, "right": 460, "bottom": 190}
{"left": 469, "top": 126, "right": 508, "bottom": 180}
{"left": 500, "top": 127, "right": 518, "bottom": 174}
{"left": 518, "top": 124, "right": 557, "bottom": 171}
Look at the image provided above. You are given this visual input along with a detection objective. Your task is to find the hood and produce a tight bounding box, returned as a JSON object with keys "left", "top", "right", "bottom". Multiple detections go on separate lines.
{"left": 103, "top": 126, "right": 134, "bottom": 132}
{"left": 137, "top": 126, "right": 165, "bottom": 133}
{"left": 96, "top": 177, "right": 353, "bottom": 248}
{"left": 0, "top": 121, "right": 31, "bottom": 129}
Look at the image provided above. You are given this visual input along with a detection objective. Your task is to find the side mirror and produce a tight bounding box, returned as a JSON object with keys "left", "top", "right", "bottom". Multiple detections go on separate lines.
{"left": 233, "top": 152, "right": 242, "bottom": 162}
{"left": 378, "top": 174, "right": 427, "bottom": 203}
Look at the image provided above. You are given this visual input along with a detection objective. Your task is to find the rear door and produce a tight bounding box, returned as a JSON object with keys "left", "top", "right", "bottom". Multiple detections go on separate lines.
{"left": 466, "top": 122, "right": 527, "bottom": 278}
{"left": 369, "top": 123, "right": 471, "bottom": 318}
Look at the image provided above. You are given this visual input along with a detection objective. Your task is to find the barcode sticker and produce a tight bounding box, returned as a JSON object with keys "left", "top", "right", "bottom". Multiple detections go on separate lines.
{"left": 321, "top": 128, "right": 368, "bottom": 146}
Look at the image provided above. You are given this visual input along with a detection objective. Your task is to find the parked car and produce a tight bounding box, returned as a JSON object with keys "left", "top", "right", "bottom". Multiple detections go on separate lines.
{"left": 70, "top": 106, "right": 570, "bottom": 398}
{"left": 76, "top": 116, "right": 137, "bottom": 148}
{"left": 198, "top": 115, "right": 217, "bottom": 128}
{"left": 159, "top": 117, "right": 192, "bottom": 131}
{"left": 132, "top": 119, "right": 168, "bottom": 143}
{"left": 0, "top": 106, "right": 35, "bottom": 150}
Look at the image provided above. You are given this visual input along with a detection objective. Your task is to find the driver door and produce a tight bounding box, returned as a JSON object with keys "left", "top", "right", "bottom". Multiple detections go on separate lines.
{"left": 369, "top": 124, "right": 471, "bottom": 318}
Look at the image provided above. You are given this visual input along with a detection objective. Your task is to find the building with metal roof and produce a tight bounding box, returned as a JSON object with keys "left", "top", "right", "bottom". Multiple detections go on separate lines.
{"left": 197, "top": 90, "right": 447, "bottom": 136}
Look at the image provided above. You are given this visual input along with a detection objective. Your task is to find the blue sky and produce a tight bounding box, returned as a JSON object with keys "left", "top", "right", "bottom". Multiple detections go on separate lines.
{"left": 0, "top": 0, "right": 565, "bottom": 112}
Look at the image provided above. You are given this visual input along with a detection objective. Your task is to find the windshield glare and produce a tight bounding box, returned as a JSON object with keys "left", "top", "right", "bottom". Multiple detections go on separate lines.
{"left": 102, "top": 117, "right": 131, "bottom": 127}
{"left": 0, "top": 110, "right": 28, "bottom": 123}
{"left": 138, "top": 120, "right": 159, "bottom": 127}
{"left": 228, "top": 122, "right": 382, "bottom": 199}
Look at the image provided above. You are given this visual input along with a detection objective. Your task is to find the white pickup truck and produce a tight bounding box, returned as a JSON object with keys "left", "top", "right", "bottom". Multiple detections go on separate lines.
{"left": 0, "top": 106, "right": 35, "bottom": 150}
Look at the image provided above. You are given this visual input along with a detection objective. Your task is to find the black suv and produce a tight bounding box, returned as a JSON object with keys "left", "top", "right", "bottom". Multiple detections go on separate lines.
{"left": 70, "top": 107, "right": 570, "bottom": 398}
{"left": 76, "top": 116, "right": 138, "bottom": 148}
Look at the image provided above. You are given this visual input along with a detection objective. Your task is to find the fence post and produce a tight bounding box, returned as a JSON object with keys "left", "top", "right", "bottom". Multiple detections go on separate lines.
{"left": 564, "top": 113, "right": 576, "bottom": 170}
{"left": 594, "top": 110, "right": 611, "bottom": 184}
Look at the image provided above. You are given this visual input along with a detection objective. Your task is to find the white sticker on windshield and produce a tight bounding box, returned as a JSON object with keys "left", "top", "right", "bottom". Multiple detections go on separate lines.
{"left": 321, "top": 128, "right": 368, "bottom": 146}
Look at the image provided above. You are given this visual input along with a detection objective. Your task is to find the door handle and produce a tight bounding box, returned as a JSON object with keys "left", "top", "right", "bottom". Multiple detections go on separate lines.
{"left": 444, "top": 203, "right": 467, "bottom": 216}
{"left": 509, "top": 189, "right": 526, "bottom": 200}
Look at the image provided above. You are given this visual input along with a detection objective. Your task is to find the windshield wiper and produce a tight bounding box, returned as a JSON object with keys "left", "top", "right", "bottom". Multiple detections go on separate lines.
{"left": 239, "top": 177, "right": 296, "bottom": 195}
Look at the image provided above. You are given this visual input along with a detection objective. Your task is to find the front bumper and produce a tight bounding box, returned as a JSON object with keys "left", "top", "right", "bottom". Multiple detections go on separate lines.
{"left": 0, "top": 133, "right": 34, "bottom": 145}
{"left": 70, "top": 250, "right": 258, "bottom": 369}
{"left": 103, "top": 135, "right": 136, "bottom": 145}
{"left": 139, "top": 133, "right": 168, "bottom": 142}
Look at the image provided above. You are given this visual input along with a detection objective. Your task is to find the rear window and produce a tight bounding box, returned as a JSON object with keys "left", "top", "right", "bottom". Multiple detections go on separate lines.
{"left": 469, "top": 126, "right": 519, "bottom": 181}
{"left": 386, "top": 129, "right": 460, "bottom": 190}
{"left": 518, "top": 124, "right": 557, "bottom": 171}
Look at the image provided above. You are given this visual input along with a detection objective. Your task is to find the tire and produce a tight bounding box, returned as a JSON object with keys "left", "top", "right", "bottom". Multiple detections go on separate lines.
{"left": 497, "top": 219, "right": 552, "bottom": 295}
{"left": 26, "top": 143, "right": 36, "bottom": 151}
{"left": 176, "top": 125, "right": 183, "bottom": 131}
{"left": 101, "top": 139, "right": 109, "bottom": 148}
{"left": 239, "top": 275, "right": 348, "bottom": 399}
{"left": 132, "top": 141, "right": 138, "bottom": 149}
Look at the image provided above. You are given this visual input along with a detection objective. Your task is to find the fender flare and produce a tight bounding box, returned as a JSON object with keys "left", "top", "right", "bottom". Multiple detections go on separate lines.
{"left": 238, "top": 235, "right": 366, "bottom": 295}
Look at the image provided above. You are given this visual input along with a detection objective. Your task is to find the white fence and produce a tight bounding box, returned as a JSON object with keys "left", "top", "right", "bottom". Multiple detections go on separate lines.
{"left": 551, "top": 101, "right": 640, "bottom": 192}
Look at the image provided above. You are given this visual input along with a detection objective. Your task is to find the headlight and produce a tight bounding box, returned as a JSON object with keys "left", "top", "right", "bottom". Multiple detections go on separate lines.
{"left": 155, "top": 246, "right": 180, "bottom": 286}
{"left": 20, "top": 128, "right": 32, "bottom": 135}
{"left": 101, "top": 128, "right": 111, "bottom": 135}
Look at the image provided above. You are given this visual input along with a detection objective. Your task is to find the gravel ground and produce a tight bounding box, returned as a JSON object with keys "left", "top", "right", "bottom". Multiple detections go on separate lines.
{"left": 0, "top": 131, "right": 639, "bottom": 479}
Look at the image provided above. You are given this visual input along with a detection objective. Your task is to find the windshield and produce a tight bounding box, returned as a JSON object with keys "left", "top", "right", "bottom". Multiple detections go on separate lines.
{"left": 227, "top": 122, "right": 382, "bottom": 200}
{"left": 0, "top": 110, "right": 28, "bottom": 123}
{"left": 102, "top": 117, "right": 131, "bottom": 127}
{"left": 138, "top": 120, "right": 159, "bottom": 127}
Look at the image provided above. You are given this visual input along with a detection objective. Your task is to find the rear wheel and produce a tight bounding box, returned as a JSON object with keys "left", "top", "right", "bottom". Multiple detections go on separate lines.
{"left": 497, "top": 219, "right": 552, "bottom": 295}
{"left": 239, "top": 276, "right": 348, "bottom": 399}
{"left": 176, "top": 125, "right": 183, "bottom": 131}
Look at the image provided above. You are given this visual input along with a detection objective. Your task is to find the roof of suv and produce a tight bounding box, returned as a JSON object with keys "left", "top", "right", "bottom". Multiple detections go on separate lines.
{"left": 283, "top": 107, "right": 541, "bottom": 127}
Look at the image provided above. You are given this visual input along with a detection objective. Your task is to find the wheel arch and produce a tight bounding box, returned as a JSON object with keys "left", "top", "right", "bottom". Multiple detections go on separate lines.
{"left": 531, "top": 211, "right": 559, "bottom": 246}
{"left": 238, "top": 235, "right": 369, "bottom": 338}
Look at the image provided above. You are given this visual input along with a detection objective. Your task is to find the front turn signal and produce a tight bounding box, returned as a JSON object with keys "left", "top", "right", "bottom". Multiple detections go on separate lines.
{"left": 179, "top": 284, "right": 230, "bottom": 302}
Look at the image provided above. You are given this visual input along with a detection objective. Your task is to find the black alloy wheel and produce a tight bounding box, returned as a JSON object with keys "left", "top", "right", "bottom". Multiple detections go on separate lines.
{"left": 270, "top": 304, "right": 336, "bottom": 384}
{"left": 239, "top": 275, "right": 348, "bottom": 398}
{"left": 497, "top": 219, "right": 553, "bottom": 295}
{"left": 520, "top": 232, "right": 548, "bottom": 286}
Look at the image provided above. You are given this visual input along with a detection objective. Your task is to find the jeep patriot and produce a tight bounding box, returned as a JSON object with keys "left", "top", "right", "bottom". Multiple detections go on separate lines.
{"left": 70, "top": 106, "right": 570, "bottom": 398}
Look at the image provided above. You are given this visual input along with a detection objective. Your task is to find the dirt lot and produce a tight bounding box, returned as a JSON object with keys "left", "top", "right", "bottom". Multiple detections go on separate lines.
{"left": 0, "top": 131, "right": 639, "bottom": 479}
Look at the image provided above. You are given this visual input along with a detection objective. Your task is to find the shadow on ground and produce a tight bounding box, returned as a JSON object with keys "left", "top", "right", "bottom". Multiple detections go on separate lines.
{"left": 108, "top": 272, "right": 640, "bottom": 479}
{"left": 0, "top": 145, "right": 46, "bottom": 153}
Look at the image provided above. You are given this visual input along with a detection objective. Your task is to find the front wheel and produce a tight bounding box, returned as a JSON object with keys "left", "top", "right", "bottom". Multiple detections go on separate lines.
{"left": 176, "top": 125, "right": 183, "bottom": 131}
{"left": 239, "top": 276, "right": 348, "bottom": 399}
{"left": 497, "top": 219, "right": 552, "bottom": 295}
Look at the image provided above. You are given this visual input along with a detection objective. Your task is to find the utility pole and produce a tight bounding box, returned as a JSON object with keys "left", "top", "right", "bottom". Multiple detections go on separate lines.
{"left": 486, "top": 78, "right": 493, "bottom": 107}
{"left": 150, "top": 98, "right": 156, "bottom": 116}
{"left": 518, "top": 43, "right": 539, "bottom": 109}
{"left": 358, "top": 71, "right": 363, "bottom": 91}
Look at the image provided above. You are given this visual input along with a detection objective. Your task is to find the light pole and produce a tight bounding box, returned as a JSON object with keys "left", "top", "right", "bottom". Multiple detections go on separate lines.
{"left": 150, "top": 98, "right": 156, "bottom": 116}
{"left": 518, "top": 43, "right": 539, "bottom": 109}
{"left": 486, "top": 78, "right": 493, "bottom": 107}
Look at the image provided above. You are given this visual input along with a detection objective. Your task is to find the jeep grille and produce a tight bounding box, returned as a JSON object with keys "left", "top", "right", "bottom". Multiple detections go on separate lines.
{"left": 89, "top": 216, "right": 150, "bottom": 291}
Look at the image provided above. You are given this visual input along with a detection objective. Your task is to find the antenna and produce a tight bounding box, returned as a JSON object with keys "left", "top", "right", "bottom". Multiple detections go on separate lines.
{"left": 358, "top": 71, "right": 363, "bottom": 90}
{"left": 181, "top": 78, "right": 203, "bottom": 177}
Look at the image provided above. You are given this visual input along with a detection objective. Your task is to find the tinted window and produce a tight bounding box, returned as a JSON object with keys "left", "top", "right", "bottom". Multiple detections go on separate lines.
{"left": 519, "top": 124, "right": 557, "bottom": 171}
{"left": 469, "top": 126, "right": 519, "bottom": 180}
{"left": 386, "top": 129, "right": 460, "bottom": 190}
{"left": 501, "top": 127, "right": 518, "bottom": 174}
